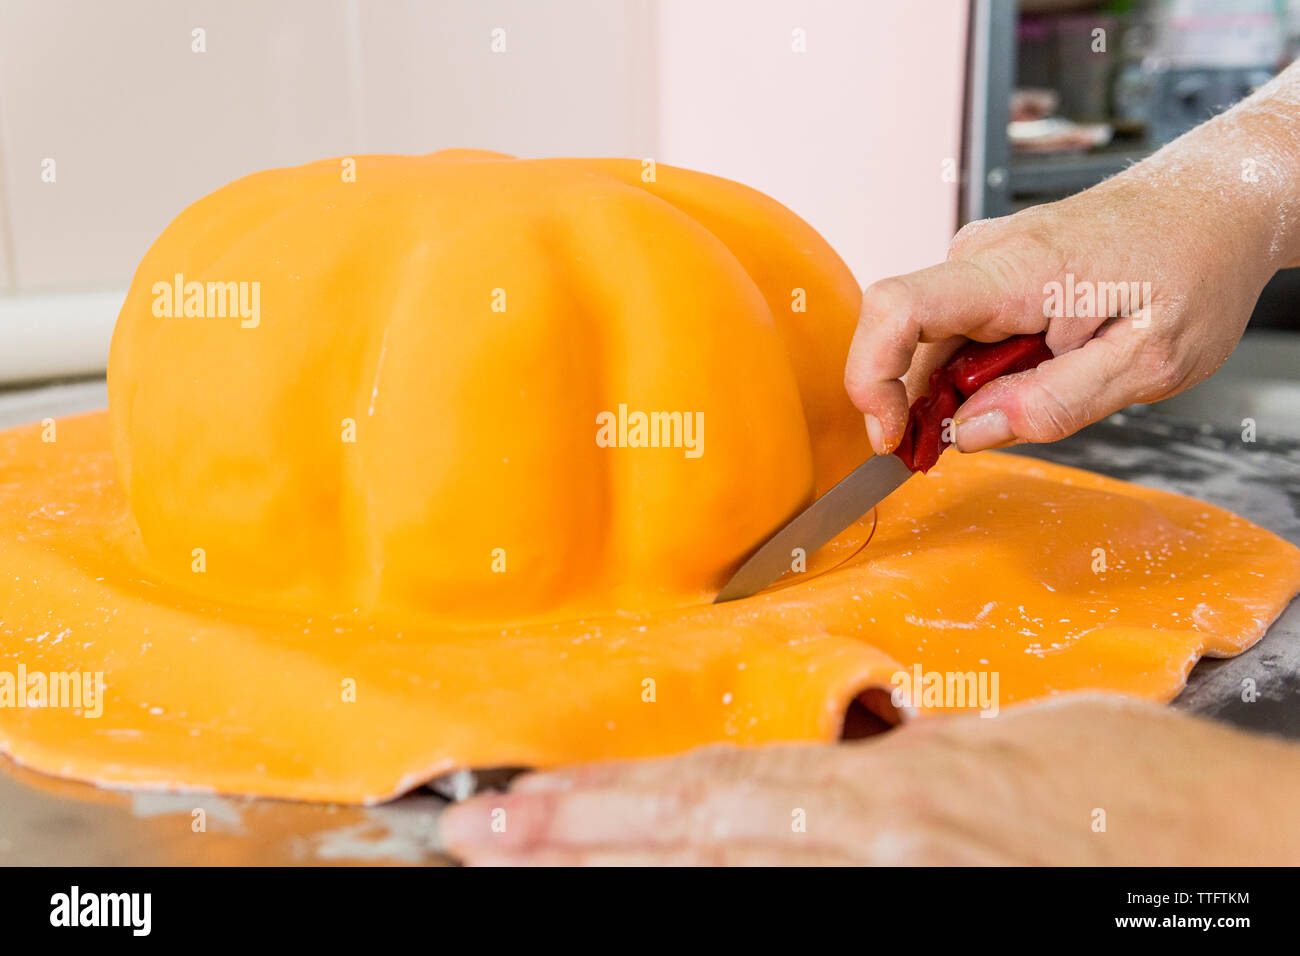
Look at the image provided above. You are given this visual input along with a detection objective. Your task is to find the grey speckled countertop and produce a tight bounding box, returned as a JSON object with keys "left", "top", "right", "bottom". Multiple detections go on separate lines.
{"left": 1, "top": 374, "right": 1297, "bottom": 865}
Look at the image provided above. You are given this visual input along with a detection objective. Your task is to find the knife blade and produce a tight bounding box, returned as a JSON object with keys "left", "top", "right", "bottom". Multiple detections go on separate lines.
{"left": 712, "top": 452, "right": 913, "bottom": 604}
{"left": 713, "top": 332, "right": 1054, "bottom": 603}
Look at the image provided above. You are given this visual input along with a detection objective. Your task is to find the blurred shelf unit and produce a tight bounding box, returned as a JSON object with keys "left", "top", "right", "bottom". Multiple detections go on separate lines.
{"left": 1009, "top": 146, "right": 1146, "bottom": 196}
{"left": 963, "top": 0, "right": 1295, "bottom": 221}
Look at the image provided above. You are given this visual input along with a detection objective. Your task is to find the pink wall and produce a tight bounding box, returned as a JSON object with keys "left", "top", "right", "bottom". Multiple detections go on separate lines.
{"left": 0, "top": 0, "right": 968, "bottom": 298}
{"left": 655, "top": 0, "right": 970, "bottom": 286}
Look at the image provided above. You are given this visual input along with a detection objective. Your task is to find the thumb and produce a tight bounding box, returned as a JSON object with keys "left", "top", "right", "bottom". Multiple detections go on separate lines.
{"left": 953, "top": 331, "right": 1150, "bottom": 452}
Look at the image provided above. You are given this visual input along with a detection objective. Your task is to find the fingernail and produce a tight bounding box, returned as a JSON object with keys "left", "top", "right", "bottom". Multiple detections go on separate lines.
{"left": 955, "top": 410, "right": 1013, "bottom": 453}
{"left": 864, "top": 415, "right": 885, "bottom": 455}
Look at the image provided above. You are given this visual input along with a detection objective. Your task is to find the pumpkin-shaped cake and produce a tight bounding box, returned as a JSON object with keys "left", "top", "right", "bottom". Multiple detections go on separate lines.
{"left": 2, "top": 151, "right": 1297, "bottom": 804}
{"left": 108, "top": 149, "right": 870, "bottom": 624}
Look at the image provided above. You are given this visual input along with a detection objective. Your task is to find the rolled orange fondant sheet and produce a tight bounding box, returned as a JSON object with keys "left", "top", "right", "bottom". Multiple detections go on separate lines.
{"left": 1, "top": 151, "right": 1297, "bottom": 803}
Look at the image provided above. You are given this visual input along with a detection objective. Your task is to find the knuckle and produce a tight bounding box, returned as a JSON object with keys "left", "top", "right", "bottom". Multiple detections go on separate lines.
{"left": 843, "top": 366, "right": 872, "bottom": 407}
{"left": 1146, "top": 361, "right": 1184, "bottom": 395}
{"left": 859, "top": 276, "right": 915, "bottom": 327}
{"left": 947, "top": 215, "right": 1008, "bottom": 259}
{"left": 507, "top": 790, "right": 562, "bottom": 848}
{"left": 1015, "top": 377, "right": 1083, "bottom": 442}
{"left": 1134, "top": 337, "right": 1185, "bottom": 395}
{"left": 973, "top": 220, "right": 1069, "bottom": 290}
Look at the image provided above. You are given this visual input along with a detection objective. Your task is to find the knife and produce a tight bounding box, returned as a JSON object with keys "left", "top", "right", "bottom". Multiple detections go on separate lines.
{"left": 713, "top": 332, "right": 1054, "bottom": 603}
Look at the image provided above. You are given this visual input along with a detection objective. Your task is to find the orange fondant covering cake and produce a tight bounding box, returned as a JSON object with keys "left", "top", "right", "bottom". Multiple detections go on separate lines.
{"left": 1, "top": 151, "right": 1297, "bottom": 803}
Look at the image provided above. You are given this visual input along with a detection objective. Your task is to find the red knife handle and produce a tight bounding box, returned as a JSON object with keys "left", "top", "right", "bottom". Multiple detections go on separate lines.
{"left": 893, "top": 332, "right": 1052, "bottom": 473}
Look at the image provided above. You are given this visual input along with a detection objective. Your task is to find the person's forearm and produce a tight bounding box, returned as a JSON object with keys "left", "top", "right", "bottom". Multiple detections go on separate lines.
{"left": 1185, "top": 711, "right": 1300, "bottom": 864}
{"left": 1117, "top": 59, "right": 1300, "bottom": 275}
